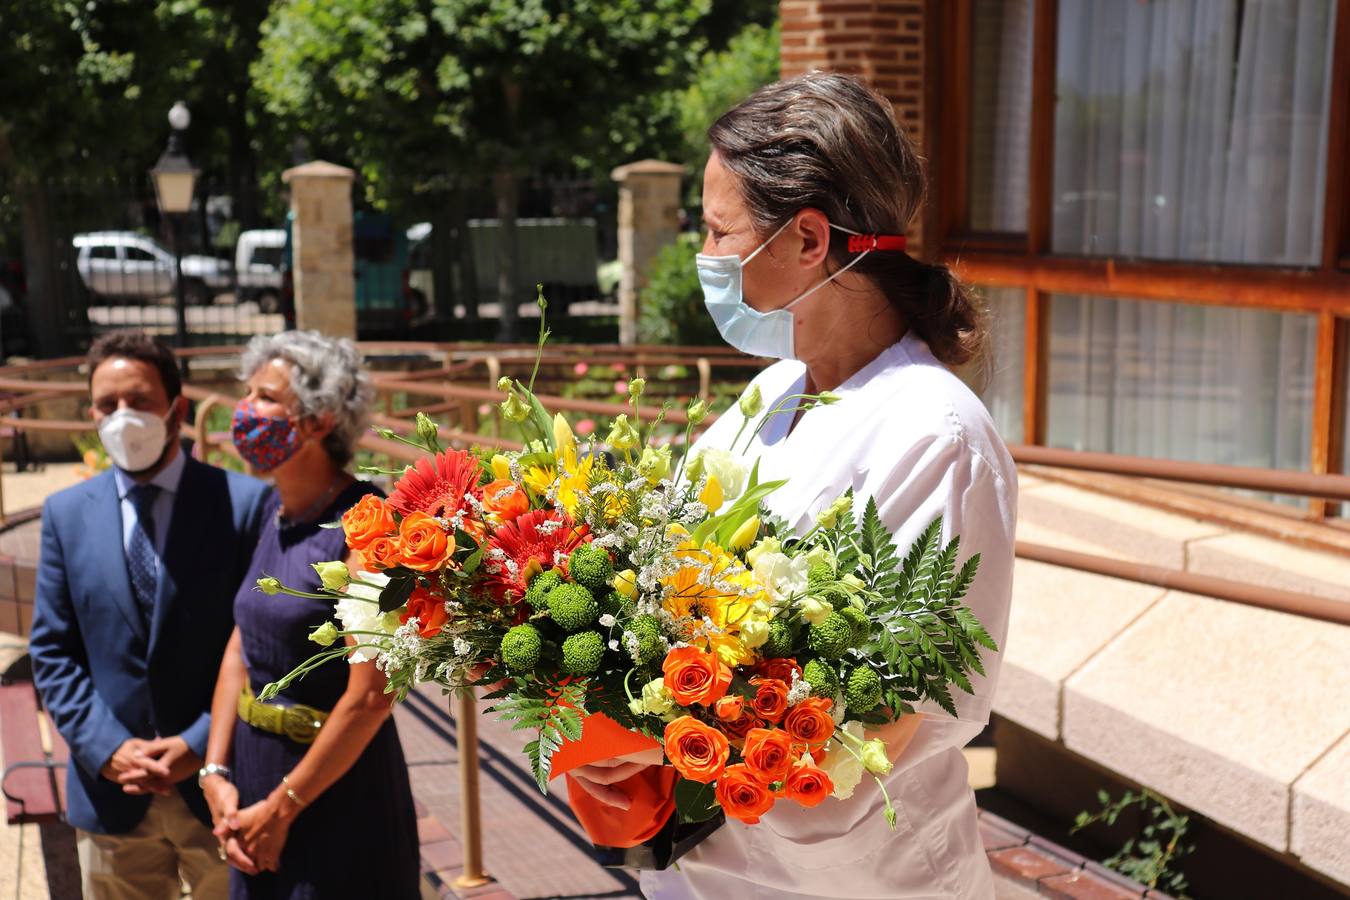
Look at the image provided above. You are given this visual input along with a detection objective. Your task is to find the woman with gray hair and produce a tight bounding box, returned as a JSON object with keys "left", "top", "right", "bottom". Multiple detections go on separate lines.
{"left": 200, "top": 331, "right": 419, "bottom": 898}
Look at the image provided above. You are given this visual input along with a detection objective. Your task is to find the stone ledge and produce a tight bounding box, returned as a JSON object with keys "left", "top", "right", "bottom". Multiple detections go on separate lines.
{"left": 1292, "top": 731, "right": 1350, "bottom": 886}
{"left": 1062, "top": 592, "right": 1350, "bottom": 855}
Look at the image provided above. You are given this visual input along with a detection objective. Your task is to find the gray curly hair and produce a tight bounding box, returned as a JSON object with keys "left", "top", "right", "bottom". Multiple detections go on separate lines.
{"left": 239, "top": 331, "right": 373, "bottom": 467}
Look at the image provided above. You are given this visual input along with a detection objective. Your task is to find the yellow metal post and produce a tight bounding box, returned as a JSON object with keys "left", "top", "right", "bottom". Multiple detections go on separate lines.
{"left": 453, "top": 689, "right": 489, "bottom": 889}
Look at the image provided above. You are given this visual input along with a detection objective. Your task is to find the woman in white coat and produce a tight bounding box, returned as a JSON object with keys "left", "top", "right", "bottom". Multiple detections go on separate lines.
{"left": 573, "top": 73, "right": 1017, "bottom": 899}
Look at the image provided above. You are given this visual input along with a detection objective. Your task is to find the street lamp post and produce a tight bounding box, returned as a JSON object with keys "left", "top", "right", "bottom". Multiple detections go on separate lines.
{"left": 150, "top": 101, "right": 198, "bottom": 376}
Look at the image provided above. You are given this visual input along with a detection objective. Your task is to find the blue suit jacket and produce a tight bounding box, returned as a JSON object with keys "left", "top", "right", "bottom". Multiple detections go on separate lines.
{"left": 29, "top": 455, "right": 271, "bottom": 834}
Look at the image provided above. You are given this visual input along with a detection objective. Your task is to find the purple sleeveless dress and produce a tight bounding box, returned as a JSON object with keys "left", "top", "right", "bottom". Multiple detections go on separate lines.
{"left": 230, "top": 483, "right": 419, "bottom": 899}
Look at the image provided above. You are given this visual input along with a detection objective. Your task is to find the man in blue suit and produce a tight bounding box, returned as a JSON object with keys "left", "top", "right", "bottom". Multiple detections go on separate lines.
{"left": 30, "top": 331, "right": 271, "bottom": 899}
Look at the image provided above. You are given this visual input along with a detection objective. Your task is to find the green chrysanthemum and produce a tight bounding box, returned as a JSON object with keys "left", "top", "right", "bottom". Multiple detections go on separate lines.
{"left": 546, "top": 583, "right": 598, "bottom": 632}
{"left": 807, "top": 561, "right": 835, "bottom": 587}
{"left": 500, "top": 624, "right": 542, "bottom": 672}
{"left": 807, "top": 612, "right": 852, "bottom": 659}
{"left": 567, "top": 544, "right": 614, "bottom": 593}
{"left": 760, "top": 619, "right": 796, "bottom": 658}
{"left": 628, "top": 614, "right": 664, "bottom": 665}
{"left": 802, "top": 658, "right": 839, "bottom": 699}
{"left": 525, "top": 569, "right": 563, "bottom": 612}
{"left": 561, "top": 630, "right": 605, "bottom": 675}
{"left": 845, "top": 666, "right": 883, "bottom": 712}
{"left": 838, "top": 606, "right": 870, "bottom": 645}
{"left": 599, "top": 590, "right": 632, "bottom": 619}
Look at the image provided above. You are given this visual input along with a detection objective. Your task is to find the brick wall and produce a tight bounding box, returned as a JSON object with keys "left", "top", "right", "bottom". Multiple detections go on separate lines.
{"left": 779, "top": 1, "right": 930, "bottom": 248}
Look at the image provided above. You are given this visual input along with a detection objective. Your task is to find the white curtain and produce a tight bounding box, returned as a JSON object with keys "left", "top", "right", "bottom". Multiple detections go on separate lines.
{"left": 1045, "top": 0, "right": 1335, "bottom": 481}
{"left": 969, "top": 0, "right": 1034, "bottom": 233}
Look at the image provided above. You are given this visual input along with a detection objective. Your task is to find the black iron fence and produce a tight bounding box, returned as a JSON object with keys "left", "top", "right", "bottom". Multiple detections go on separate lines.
{"left": 0, "top": 171, "right": 619, "bottom": 361}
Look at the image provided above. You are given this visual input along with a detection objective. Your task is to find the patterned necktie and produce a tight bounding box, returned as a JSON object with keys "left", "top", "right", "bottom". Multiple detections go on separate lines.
{"left": 126, "top": 484, "right": 161, "bottom": 626}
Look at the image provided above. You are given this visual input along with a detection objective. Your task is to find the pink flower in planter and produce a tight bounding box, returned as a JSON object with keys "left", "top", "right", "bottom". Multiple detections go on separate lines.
{"left": 575, "top": 418, "right": 596, "bottom": 436}
{"left": 574, "top": 362, "right": 589, "bottom": 377}
{"left": 614, "top": 380, "right": 628, "bottom": 395}
{"left": 613, "top": 363, "right": 627, "bottom": 373}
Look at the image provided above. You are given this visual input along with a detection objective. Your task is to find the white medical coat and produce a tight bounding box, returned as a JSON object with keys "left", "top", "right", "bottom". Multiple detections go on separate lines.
{"left": 641, "top": 333, "right": 1016, "bottom": 900}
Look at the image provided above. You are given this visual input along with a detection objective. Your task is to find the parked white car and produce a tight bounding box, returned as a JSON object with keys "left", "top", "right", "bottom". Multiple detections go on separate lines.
{"left": 73, "top": 231, "right": 231, "bottom": 306}
{"left": 234, "top": 228, "right": 286, "bottom": 313}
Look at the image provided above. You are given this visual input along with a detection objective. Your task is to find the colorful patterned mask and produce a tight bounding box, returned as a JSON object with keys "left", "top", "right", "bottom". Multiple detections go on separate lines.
{"left": 231, "top": 401, "right": 300, "bottom": 472}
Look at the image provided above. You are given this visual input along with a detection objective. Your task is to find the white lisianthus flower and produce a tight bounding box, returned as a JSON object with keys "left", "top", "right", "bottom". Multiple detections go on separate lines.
{"left": 311, "top": 560, "right": 350, "bottom": 591}
{"left": 752, "top": 550, "right": 810, "bottom": 604}
{"left": 797, "top": 595, "right": 833, "bottom": 626}
{"left": 860, "top": 738, "right": 894, "bottom": 775}
{"left": 633, "top": 677, "right": 676, "bottom": 717}
{"left": 804, "top": 544, "right": 836, "bottom": 572}
{"left": 739, "top": 619, "right": 770, "bottom": 649}
{"left": 335, "top": 572, "right": 400, "bottom": 663}
{"left": 692, "top": 449, "right": 749, "bottom": 502}
{"left": 820, "top": 722, "right": 866, "bottom": 800}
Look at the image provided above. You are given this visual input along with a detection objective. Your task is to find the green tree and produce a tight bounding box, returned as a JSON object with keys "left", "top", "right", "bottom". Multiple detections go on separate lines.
{"left": 0, "top": 0, "right": 279, "bottom": 355}
{"left": 254, "top": 0, "right": 718, "bottom": 339}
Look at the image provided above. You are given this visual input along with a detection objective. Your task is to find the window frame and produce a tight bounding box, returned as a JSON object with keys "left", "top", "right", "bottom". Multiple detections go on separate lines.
{"left": 931, "top": 0, "right": 1350, "bottom": 518}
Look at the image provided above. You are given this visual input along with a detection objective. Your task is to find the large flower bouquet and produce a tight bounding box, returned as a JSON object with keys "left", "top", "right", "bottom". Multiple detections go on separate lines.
{"left": 260, "top": 324, "right": 996, "bottom": 864}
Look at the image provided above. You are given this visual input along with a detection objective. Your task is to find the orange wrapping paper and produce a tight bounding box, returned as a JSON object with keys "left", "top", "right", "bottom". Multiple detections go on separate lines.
{"left": 550, "top": 712, "right": 678, "bottom": 849}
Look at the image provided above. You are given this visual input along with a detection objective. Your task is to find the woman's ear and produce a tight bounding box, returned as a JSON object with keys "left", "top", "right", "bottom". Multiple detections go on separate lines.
{"left": 300, "top": 411, "right": 336, "bottom": 443}
{"left": 793, "top": 208, "right": 832, "bottom": 270}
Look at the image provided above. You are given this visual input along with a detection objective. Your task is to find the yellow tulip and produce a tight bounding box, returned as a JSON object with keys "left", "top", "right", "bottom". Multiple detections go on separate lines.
{"left": 727, "top": 515, "right": 760, "bottom": 552}
{"left": 553, "top": 413, "right": 575, "bottom": 459}
{"left": 613, "top": 568, "right": 638, "bottom": 599}
{"left": 490, "top": 454, "right": 512, "bottom": 481}
{"left": 699, "top": 475, "right": 724, "bottom": 512}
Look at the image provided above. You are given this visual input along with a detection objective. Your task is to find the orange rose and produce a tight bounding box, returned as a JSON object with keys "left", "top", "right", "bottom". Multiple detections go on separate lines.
{"left": 342, "top": 494, "right": 395, "bottom": 551}
{"left": 719, "top": 711, "right": 761, "bottom": 743}
{"left": 783, "top": 758, "right": 834, "bottom": 808}
{"left": 742, "top": 728, "right": 795, "bottom": 785}
{"left": 749, "top": 677, "right": 789, "bottom": 724}
{"left": 663, "top": 716, "right": 730, "bottom": 784}
{"left": 482, "top": 479, "right": 529, "bottom": 523}
{"left": 714, "top": 695, "right": 744, "bottom": 722}
{"left": 398, "top": 511, "right": 455, "bottom": 572}
{"left": 363, "top": 535, "right": 402, "bottom": 570}
{"left": 662, "top": 646, "right": 732, "bottom": 707}
{"left": 714, "top": 763, "right": 776, "bottom": 824}
{"left": 754, "top": 657, "right": 801, "bottom": 684}
{"left": 400, "top": 586, "right": 449, "bottom": 638}
{"left": 784, "top": 697, "right": 835, "bottom": 748}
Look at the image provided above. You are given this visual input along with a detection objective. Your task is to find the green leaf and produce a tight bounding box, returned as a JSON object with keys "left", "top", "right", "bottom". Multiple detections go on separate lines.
{"left": 515, "top": 379, "right": 555, "bottom": 452}
{"left": 674, "top": 778, "right": 720, "bottom": 824}
{"left": 378, "top": 572, "right": 416, "bottom": 613}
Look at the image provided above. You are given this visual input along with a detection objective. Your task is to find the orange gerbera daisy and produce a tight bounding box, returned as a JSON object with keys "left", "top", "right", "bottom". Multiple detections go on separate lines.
{"left": 389, "top": 449, "right": 484, "bottom": 522}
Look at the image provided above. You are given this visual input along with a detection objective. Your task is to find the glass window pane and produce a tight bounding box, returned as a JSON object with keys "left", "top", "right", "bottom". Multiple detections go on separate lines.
{"left": 1052, "top": 0, "right": 1337, "bottom": 265}
{"left": 1047, "top": 294, "right": 1316, "bottom": 502}
{"left": 978, "top": 287, "right": 1026, "bottom": 443}
{"left": 969, "top": 0, "right": 1033, "bottom": 233}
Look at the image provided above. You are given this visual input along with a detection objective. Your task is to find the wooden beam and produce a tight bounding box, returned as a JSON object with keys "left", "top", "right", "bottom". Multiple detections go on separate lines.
{"left": 1022, "top": 288, "right": 1049, "bottom": 445}
{"left": 1321, "top": 0, "right": 1350, "bottom": 270}
{"left": 1027, "top": 0, "right": 1059, "bottom": 254}
{"left": 935, "top": 0, "right": 972, "bottom": 249}
{"left": 948, "top": 253, "right": 1350, "bottom": 314}
{"left": 1309, "top": 313, "right": 1349, "bottom": 518}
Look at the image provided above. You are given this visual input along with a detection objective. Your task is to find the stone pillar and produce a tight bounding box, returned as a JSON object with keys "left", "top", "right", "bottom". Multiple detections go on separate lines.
{"left": 611, "top": 160, "right": 685, "bottom": 346}
{"left": 281, "top": 161, "right": 357, "bottom": 338}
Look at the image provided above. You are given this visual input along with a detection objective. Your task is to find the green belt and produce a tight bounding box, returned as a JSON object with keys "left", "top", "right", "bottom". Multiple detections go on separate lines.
{"left": 237, "top": 688, "right": 329, "bottom": 745}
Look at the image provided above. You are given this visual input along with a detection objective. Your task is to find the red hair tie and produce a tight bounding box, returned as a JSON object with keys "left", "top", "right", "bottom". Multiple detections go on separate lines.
{"left": 847, "top": 234, "right": 907, "bottom": 253}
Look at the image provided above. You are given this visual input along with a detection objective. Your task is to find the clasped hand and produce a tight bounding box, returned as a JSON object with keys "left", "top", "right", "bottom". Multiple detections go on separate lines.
{"left": 203, "top": 776, "right": 297, "bottom": 875}
{"left": 102, "top": 736, "right": 200, "bottom": 797}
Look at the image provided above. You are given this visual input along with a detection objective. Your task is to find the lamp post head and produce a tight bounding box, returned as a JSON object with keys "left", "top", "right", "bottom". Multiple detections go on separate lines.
{"left": 151, "top": 103, "right": 198, "bottom": 216}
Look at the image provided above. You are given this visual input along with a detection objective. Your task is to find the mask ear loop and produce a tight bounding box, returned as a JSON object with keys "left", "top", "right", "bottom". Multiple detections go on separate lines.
{"left": 741, "top": 218, "right": 794, "bottom": 266}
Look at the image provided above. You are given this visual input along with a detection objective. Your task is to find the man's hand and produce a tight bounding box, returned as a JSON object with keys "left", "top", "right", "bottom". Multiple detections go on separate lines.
{"left": 109, "top": 736, "right": 202, "bottom": 796}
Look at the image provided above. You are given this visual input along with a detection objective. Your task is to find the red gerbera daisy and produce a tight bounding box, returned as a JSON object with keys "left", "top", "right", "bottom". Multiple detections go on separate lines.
{"left": 484, "top": 508, "right": 589, "bottom": 603}
{"left": 389, "top": 449, "right": 484, "bottom": 521}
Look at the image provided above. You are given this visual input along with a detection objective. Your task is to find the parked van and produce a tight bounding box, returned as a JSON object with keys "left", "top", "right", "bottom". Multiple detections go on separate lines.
{"left": 234, "top": 229, "right": 286, "bottom": 313}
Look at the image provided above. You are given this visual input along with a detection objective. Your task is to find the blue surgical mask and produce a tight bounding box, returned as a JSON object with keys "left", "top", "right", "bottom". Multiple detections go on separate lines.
{"left": 697, "top": 219, "right": 874, "bottom": 360}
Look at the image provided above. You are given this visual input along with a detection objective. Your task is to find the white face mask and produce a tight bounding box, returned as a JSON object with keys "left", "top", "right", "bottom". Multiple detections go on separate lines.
{"left": 696, "top": 219, "right": 881, "bottom": 360}
{"left": 98, "top": 407, "right": 174, "bottom": 474}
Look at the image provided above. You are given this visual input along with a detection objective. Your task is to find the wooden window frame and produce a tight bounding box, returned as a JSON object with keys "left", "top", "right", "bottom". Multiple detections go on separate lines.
{"left": 929, "top": 0, "right": 1350, "bottom": 517}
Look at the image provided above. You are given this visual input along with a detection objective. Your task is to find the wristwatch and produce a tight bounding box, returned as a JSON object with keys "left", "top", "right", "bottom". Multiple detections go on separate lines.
{"left": 197, "top": 763, "right": 232, "bottom": 788}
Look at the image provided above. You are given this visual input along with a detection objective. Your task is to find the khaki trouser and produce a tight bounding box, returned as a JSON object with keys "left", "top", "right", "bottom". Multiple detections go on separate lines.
{"left": 77, "top": 790, "right": 228, "bottom": 900}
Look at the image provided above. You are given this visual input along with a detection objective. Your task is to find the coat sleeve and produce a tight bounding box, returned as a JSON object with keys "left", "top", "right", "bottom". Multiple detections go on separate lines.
{"left": 872, "top": 431, "right": 1016, "bottom": 726}
{"left": 29, "top": 498, "right": 133, "bottom": 777}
